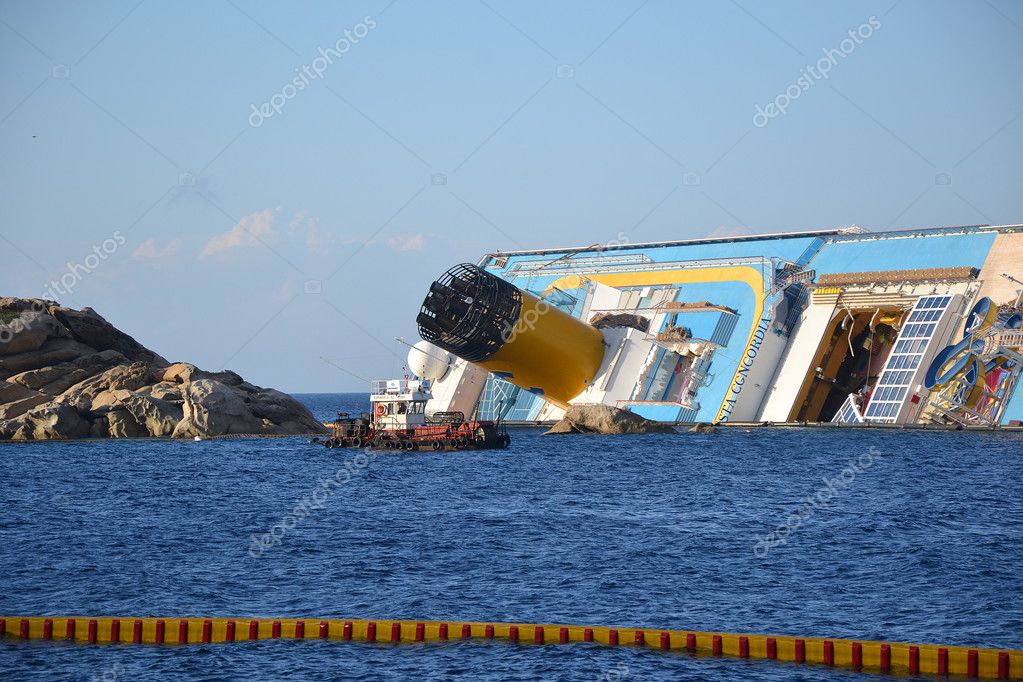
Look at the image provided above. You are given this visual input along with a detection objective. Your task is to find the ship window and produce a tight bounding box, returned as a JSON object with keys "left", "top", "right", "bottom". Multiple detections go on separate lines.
{"left": 864, "top": 295, "right": 953, "bottom": 422}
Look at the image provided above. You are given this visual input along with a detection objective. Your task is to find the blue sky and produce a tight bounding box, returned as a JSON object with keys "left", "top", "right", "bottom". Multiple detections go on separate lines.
{"left": 2, "top": 0, "right": 1021, "bottom": 392}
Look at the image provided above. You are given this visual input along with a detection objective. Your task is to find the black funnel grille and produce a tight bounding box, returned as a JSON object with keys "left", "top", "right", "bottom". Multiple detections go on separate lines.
{"left": 417, "top": 263, "right": 522, "bottom": 362}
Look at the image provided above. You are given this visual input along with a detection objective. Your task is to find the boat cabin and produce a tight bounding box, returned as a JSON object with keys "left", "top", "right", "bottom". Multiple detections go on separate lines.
{"left": 370, "top": 379, "right": 432, "bottom": 430}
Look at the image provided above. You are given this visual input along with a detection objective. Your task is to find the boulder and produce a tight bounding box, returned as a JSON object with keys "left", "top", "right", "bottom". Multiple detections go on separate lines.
{"left": 7, "top": 401, "right": 92, "bottom": 440}
{"left": 47, "top": 305, "right": 166, "bottom": 364}
{"left": 0, "top": 299, "right": 329, "bottom": 440}
{"left": 172, "top": 379, "right": 267, "bottom": 438}
{"left": 0, "top": 311, "right": 70, "bottom": 355}
{"left": 162, "top": 362, "right": 208, "bottom": 384}
{"left": 61, "top": 361, "right": 158, "bottom": 405}
{"left": 0, "top": 380, "right": 50, "bottom": 419}
{"left": 0, "top": 338, "right": 97, "bottom": 376}
{"left": 6, "top": 349, "right": 127, "bottom": 395}
{"left": 545, "top": 404, "right": 677, "bottom": 435}
{"left": 210, "top": 369, "right": 244, "bottom": 386}
{"left": 245, "top": 388, "right": 328, "bottom": 434}
{"left": 142, "top": 381, "right": 183, "bottom": 403}
{"left": 124, "top": 394, "right": 182, "bottom": 437}
{"left": 688, "top": 422, "right": 717, "bottom": 433}
{"left": 106, "top": 409, "right": 145, "bottom": 438}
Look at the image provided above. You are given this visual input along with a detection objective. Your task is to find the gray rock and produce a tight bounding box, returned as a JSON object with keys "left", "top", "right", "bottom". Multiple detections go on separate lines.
{"left": 0, "top": 312, "right": 70, "bottom": 355}
{"left": 7, "top": 401, "right": 92, "bottom": 440}
{"left": 245, "top": 388, "right": 327, "bottom": 434}
{"left": 62, "top": 361, "right": 158, "bottom": 406}
{"left": 107, "top": 409, "right": 145, "bottom": 438}
{"left": 172, "top": 378, "right": 267, "bottom": 438}
{"left": 162, "top": 363, "right": 207, "bottom": 384}
{"left": 0, "top": 338, "right": 97, "bottom": 376}
{"left": 47, "top": 305, "right": 166, "bottom": 364}
{"left": 545, "top": 404, "right": 676, "bottom": 435}
{"left": 141, "top": 381, "right": 183, "bottom": 403}
{"left": 0, "top": 299, "right": 329, "bottom": 440}
{"left": 688, "top": 422, "right": 717, "bottom": 433}
{"left": 6, "top": 349, "right": 127, "bottom": 395}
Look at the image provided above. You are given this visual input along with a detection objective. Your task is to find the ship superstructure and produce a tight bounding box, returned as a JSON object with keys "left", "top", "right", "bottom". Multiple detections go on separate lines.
{"left": 412, "top": 224, "right": 1023, "bottom": 427}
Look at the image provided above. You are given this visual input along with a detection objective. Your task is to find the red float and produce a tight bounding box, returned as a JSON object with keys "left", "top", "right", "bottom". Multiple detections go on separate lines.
{"left": 634, "top": 630, "right": 644, "bottom": 647}
{"left": 968, "top": 649, "right": 979, "bottom": 677}
{"left": 608, "top": 629, "right": 619, "bottom": 646}
{"left": 390, "top": 622, "right": 400, "bottom": 643}
{"left": 794, "top": 639, "right": 806, "bottom": 663}
{"left": 415, "top": 623, "right": 425, "bottom": 642}
{"left": 686, "top": 633, "right": 696, "bottom": 652}
{"left": 461, "top": 623, "right": 471, "bottom": 639}
{"left": 583, "top": 628, "right": 594, "bottom": 643}
{"left": 342, "top": 622, "right": 353, "bottom": 641}
{"left": 20, "top": 619, "right": 29, "bottom": 640}
{"left": 508, "top": 625, "right": 518, "bottom": 643}
{"left": 880, "top": 643, "right": 891, "bottom": 673}
{"left": 908, "top": 645, "right": 919, "bottom": 674}
{"left": 766, "top": 637, "right": 776, "bottom": 660}
{"left": 203, "top": 620, "right": 212, "bottom": 643}
{"left": 484, "top": 624, "right": 494, "bottom": 640}
{"left": 294, "top": 620, "right": 305, "bottom": 640}
{"left": 225, "top": 620, "right": 235, "bottom": 642}
{"left": 712, "top": 635, "right": 722, "bottom": 656}
{"left": 823, "top": 640, "right": 834, "bottom": 666}
{"left": 271, "top": 620, "right": 281, "bottom": 639}
{"left": 438, "top": 623, "right": 448, "bottom": 640}
{"left": 248, "top": 620, "right": 258, "bottom": 640}
{"left": 110, "top": 619, "right": 120, "bottom": 644}
{"left": 559, "top": 627, "right": 569, "bottom": 644}
{"left": 533, "top": 626, "right": 543, "bottom": 644}
{"left": 851, "top": 642, "right": 862, "bottom": 671}
{"left": 938, "top": 647, "right": 949, "bottom": 675}
{"left": 154, "top": 620, "right": 164, "bottom": 644}
{"left": 43, "top": 619, "right": 53, "bottom": 641}
{"left": 660, "top": 632, "right": 670, "bottom": 650}
{"left": 999, "top": 651, "right": 1010, "bottom": 680}
{"left": 739, "top": 636, "right": 749, "bottom": 658}
{"left": 365, "top": 622, "right": 376, "bottom": 642}
{"left": 177, "top": 620, "right": 187, "bottom": 645}
{"left": 88, "top": 619, "right": 98, "bottom": 644}
{"left": 318, "top": 621, "right": 328, "bottom": 639}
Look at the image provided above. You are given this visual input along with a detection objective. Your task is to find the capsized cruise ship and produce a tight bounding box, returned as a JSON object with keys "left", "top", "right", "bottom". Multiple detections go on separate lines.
{"left": 409, "top": 224, "right": 1023, "bottom": 427}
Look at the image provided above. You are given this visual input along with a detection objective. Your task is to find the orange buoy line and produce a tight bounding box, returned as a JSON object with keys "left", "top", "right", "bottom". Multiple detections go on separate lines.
{"left": 2, "top": 616, "right": 1020, "bottom": 679}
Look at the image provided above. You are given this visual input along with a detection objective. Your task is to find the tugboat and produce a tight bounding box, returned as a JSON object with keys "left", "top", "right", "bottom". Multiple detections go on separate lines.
{"left": 318, "top": 379, "right": 510, "bottom": 451}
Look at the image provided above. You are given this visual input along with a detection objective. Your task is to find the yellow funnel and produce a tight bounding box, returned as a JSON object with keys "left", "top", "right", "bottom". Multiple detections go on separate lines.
{"left": 417, "top": 264, "right": 605, "bottom": 407}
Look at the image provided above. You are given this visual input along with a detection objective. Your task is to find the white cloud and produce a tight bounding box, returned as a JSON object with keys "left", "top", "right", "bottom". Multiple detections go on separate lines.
{"left": 132, "top": 238, "right": 181, "bottom": 259}
{"left": 200, "top": 208, "right": 275, "bottom": 257}
{"left": 387, "top": 233, "right": 427, "bottom": 251}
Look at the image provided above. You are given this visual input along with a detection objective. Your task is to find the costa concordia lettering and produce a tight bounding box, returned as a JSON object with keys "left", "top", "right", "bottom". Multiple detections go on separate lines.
{"left": 412, "top": 224, "right": 1023, "bottom": 427}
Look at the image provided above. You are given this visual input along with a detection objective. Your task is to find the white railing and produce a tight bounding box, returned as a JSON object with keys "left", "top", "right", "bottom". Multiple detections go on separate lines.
{"left": 371, "top": 379, "right": 429, "bottom": 395}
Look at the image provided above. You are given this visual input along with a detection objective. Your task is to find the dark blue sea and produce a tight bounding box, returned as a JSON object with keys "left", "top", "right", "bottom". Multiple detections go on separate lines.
{"left": 1, "top": 393, "right": 1021, "bottom": 680}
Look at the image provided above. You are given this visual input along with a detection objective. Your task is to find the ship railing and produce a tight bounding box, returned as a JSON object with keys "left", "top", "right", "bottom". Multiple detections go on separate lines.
{"left": 371, "top": 379, "right": 429, "bottom": 395}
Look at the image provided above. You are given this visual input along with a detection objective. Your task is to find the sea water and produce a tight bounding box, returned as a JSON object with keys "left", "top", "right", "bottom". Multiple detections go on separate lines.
{"left": 1, "top": 394, "right": 1020, "bottom": 680}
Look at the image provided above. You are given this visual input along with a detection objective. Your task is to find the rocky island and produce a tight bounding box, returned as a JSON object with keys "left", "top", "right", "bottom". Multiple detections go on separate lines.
{"left": 0, "top": 298, "right": 327, "bottom": 440}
